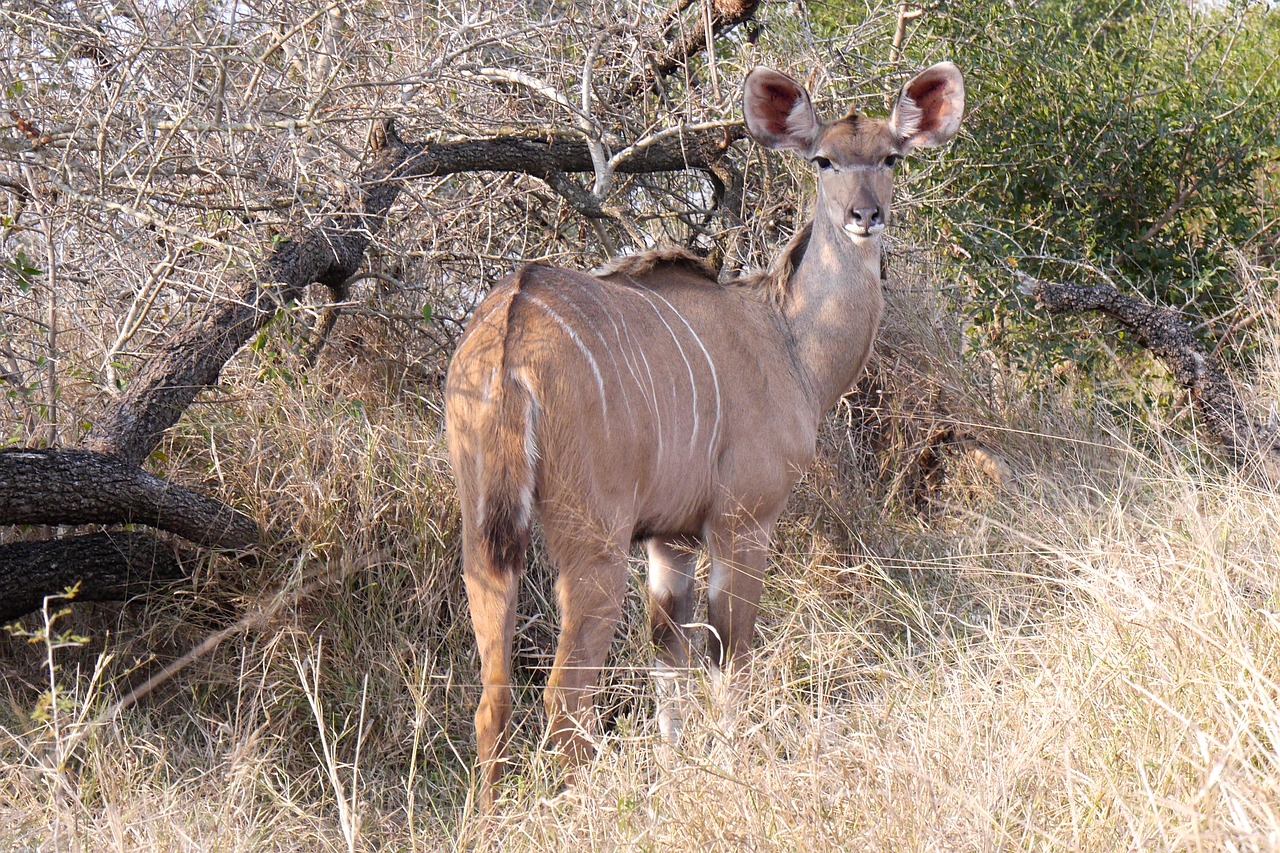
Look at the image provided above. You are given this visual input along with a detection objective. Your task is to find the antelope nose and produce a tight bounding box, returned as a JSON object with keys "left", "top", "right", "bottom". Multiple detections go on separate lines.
{"left": 849, "top": 206, "right": 883, "bottom": 230}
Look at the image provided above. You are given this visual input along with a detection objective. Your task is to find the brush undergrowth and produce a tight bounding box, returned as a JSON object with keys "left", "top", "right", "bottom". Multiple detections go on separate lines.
{"left": 4, "top": 269, "right": 1280, "bottom": 852}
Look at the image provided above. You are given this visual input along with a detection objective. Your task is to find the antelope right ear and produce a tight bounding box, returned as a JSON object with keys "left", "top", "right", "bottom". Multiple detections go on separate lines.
{"left": 890, "top": 62, "right": 965, "bottom": 152}
{"left": 743, "top": 67, "right": 820, "bottom": 153}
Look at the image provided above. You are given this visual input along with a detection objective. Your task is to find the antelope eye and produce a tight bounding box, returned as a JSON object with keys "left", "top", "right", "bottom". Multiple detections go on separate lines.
{"left": 883, "top": 154, "right": 902, "bottom": 168}
{"left": 811, "top": 156, "right": 833, "bottom": 171}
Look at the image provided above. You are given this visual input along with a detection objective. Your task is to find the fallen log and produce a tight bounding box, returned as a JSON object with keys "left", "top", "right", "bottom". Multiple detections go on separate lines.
{"left": 0, "top": 532, "right": 186, "bottom": 623}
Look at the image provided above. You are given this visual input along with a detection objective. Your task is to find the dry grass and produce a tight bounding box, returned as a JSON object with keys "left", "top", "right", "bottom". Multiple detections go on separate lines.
{"left": 5, "top": 267, "right": 1280, "bottom": 852}
{"left": 3, "top": 1, "right": 1279, "bottom": 848}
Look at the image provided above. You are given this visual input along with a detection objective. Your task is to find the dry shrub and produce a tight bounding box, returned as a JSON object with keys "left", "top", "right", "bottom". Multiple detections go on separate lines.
{"left": 7, "top": 258, "right": 1280, "bottom": 851}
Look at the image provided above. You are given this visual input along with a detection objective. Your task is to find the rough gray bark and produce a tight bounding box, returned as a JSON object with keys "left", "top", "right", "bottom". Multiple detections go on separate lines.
{"left": 0, "top": 532, "right": 185, "bottom": 622}
{"left": 0, "top": 448, "right": 257, "bottom": 550}
{"left": 1018, "top": 272, "right": 1280, "bottom": 485}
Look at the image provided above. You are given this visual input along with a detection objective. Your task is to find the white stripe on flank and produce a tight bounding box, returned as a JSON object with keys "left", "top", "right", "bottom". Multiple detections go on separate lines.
{"left": 642, "top": 288, "right": 723, "bottom": 452}
{"left": 614, "top": 311, "right": 655, "bottom": 415}
{"left": 608, "top": 301, "right": 666, "bottom": 470}
{"left": 523, "top": 293, "right": 610, "bottom": 434}
{"left": 633, "top": 341, "right": 664, "bottom": 465}
{"left": 594, "top": 284, "right": 661, "bottom": 438}
{"left": 570, "top": 286, "right": 637, "bottom": 423}
{"left": 632, "top": 289, "right": 701, "bottom": 452}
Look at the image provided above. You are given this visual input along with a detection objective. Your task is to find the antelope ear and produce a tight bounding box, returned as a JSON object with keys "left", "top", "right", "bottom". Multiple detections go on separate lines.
{"left": 743, "top": 67, "right": 821, "bottom": 152}
{"left": 890, "top": 62, "right": 965, "bottom": 152}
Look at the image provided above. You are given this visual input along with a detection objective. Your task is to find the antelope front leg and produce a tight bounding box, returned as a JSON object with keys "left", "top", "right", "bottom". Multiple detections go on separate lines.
{"left": 705, "top": 515, "right": 778, "bottom": 716}
{"left": 646, "top": 535, "right": 699, "bottom": 744}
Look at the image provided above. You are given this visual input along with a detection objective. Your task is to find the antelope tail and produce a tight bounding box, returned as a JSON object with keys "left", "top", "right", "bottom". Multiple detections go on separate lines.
{"left": 476, "top": 369, "right": 537, "bottom": 574}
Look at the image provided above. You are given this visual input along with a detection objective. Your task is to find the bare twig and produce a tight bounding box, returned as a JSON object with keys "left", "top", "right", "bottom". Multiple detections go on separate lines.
{"left": 890, "top": 4, "right": 924, "bottom": 67}
{"left": 0, "top": 173, "right": 32, "bottom": 200}
{"left": 103, "top": 246, "right": 180, "bottom": 391}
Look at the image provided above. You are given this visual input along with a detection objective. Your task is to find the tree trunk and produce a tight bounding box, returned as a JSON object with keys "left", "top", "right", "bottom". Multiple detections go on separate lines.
{"left": 0, "top": 448, "right": 257, "bottom": 549}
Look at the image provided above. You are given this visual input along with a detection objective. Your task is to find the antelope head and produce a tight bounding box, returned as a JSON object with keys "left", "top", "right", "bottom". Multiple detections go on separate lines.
{"left": 743, "top": 63, "right": 965, "bottom": 243}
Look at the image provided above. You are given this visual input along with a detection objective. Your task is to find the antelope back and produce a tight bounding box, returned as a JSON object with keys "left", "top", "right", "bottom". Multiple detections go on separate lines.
{"left": 446, "top": 257, "right": 811, "bottom": 552}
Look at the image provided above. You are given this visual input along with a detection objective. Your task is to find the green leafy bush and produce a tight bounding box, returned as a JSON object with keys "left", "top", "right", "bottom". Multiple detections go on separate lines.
{"left": 912, "top": 0, "right": 1280, "bottom": 370}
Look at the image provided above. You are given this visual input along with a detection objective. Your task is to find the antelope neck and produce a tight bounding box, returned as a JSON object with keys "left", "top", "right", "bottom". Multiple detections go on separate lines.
{"left": 781, "top": 208, "right": 884, "bottom": 418}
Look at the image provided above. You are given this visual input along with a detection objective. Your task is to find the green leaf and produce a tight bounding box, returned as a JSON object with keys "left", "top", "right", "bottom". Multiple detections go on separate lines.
{"left": 4, "top": 250, "right": 44, "bottom": 291}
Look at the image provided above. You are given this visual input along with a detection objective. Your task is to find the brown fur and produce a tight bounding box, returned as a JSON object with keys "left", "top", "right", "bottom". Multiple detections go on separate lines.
{"left": 594, "top": 246, "right": 720, "bottom": 283}
{"left": 444, "top": 62, "right": 964, "bottom": 811}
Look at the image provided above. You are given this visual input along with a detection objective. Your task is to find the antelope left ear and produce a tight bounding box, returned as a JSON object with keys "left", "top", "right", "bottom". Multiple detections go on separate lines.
{"left": 743, "top": 67, "right": 821, "bottom": 153}
{"left": 890, "top": 62, "right": 965, "bottom": 153}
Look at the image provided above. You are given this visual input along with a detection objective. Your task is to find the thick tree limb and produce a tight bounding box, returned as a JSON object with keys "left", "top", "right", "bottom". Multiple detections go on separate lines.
{"left": 1017, "top": 271, "right": 1280, "bottom": 484}
{"left": 0, "top": 532, "right": 186, "bottom": 622}
{"left": 400, "top": 123, "right": 745, "bottom": 182}
{"left": 84, "top": 120, "right": 744, "bottom": 466}
{"left": 0, "top": 448, "right": 258, "bottom": 549}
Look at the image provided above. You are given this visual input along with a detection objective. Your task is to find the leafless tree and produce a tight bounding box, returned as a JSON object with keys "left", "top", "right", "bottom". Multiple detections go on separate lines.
{"left": 1, "top": 0, "right": 845, "bottom": 618}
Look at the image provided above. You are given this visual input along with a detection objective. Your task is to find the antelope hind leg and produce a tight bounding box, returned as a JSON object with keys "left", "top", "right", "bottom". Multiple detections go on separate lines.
{"left": 462, "top": 531, "right": 522, "bottom": 812}
{"left": 542, "top": 528, "right": 631, "bottom": 771}
{"left": 705, "top": 515, "right": 777, "bottom": 733}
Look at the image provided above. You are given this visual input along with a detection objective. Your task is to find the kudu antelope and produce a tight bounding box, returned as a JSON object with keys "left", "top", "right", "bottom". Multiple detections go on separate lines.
{"left": 445, "top": 62, "right": 964, "bottom": 809}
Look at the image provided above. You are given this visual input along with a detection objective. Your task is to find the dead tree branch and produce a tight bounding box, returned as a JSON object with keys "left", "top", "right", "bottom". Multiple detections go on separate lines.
{"left": 81, "top": 121, "right": 416, "bottom": 467}
{"left": 0, "top": 448, "right": 258, "bottom": 550}
{"left": 0, "top": 532, "right": 187, "bottom": 622}
{"left": 624, "top": 0, "right": 761, "bottom": 101}
{"left": 1017, "top": 271, "right": 1280, "bottom": 485}
{"left": 82, "top": 120, "right": 744, "bottom": 467}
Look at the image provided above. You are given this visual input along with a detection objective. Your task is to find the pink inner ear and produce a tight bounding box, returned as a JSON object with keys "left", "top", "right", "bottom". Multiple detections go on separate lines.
{"left": 758, "top": 83, "right": 800, "bottom": 134}
{"left": 907, "top": 78, "right": 950, "bottom": 134}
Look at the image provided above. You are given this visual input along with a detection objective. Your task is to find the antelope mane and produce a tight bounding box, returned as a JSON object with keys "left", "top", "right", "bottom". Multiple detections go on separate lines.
{"left": 592, "top": 224, "right": 813, "bottom": 306}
